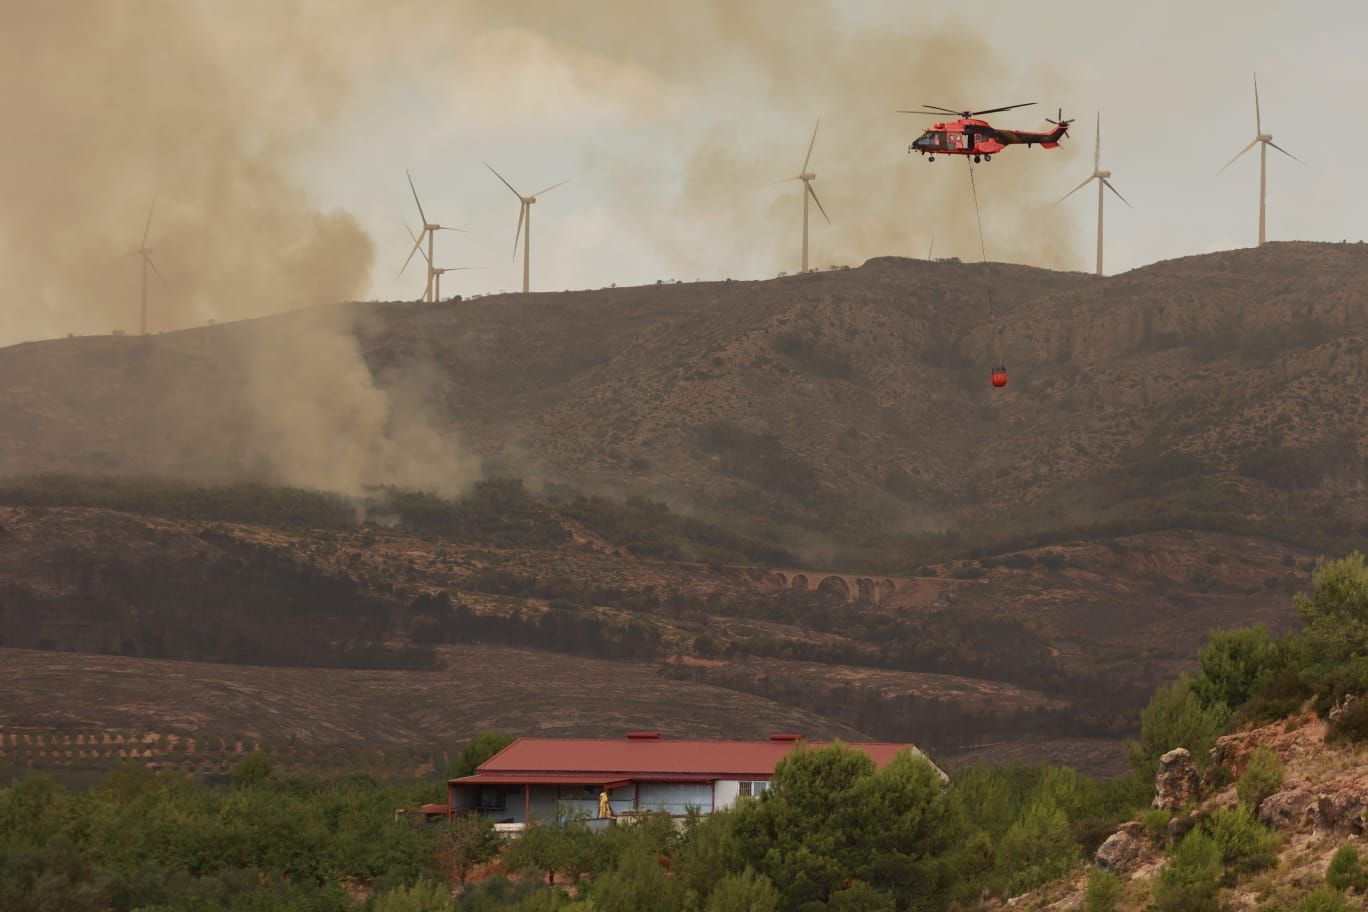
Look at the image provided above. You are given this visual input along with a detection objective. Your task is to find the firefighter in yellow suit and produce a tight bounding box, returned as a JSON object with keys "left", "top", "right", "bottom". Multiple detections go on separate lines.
{"left": 598, "top": 788, "right": 613, "bottom": 819}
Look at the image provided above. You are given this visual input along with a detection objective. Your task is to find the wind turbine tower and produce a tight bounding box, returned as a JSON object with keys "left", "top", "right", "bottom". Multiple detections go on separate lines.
{"left": 405, "top": 223, "right": 476, "bottom": 302}
{"left": 1059, "top": 114, "right": 1130, "bottom": 276}
{"left": 1219, "top": 74, "right": 1300, "bottom": 246}
{"left": 129, "top": 198, "right": 167, "bottom": 335}
{"left": 484, "top": 163, "right": 569, "bottom": 294}
{"left": 399, "top": 170, "right": 466, "bottom": 302}
{"left": 775, "top": 118, "right": 830, "bottom": 273}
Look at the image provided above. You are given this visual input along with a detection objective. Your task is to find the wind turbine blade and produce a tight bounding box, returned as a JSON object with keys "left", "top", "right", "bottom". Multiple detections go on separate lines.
{"left": 1057, "top": 175, "right": 1094, "bottom": 204}
{"left": 1267, "top": 140, "right": 1302, "bottom": 163}
{"left": 802, "top": 117, "right": 820, "bottom": 173}
{"left": 405, "top": 169, "right": 428, "bottom": 225}
{"left": 512, "top": 204, "right": 525, "bottom": 261}
{"left": 436, "top": 226, "right": 471, "bottom": 233}
{"left": 141, "top": 197, "right": 157, "bottom": 247}
{"left": 484, "top": 162, "right": 522, "bottom": 198}
{"left": 769, "top": 176, "right": 803, "bottom": 186}
{"left": 1102, "top": 179, "right": 1132, "bottom": 208}
{"left": 1094, "top": 114, "right": 1101, "bottom": 171}
{"left": 1217, "top": 138, "right": 1259, "bottom": 174}
{"left": 530, "top": 178, "right": 570, "bottom": 198}
{"left": 405, "top": 223, "right": 432, "bottom": 265}
{"left": 1253, "top": 73, "right": 1262, "bottom": 134}
{"left": 806, "top": 182, "right": 831, "bottom": 225}
{"left": 146, "top": 255, "right": 168, "bottom": 287}
{"left": 397, "top": 231, "right": 425, "bottom": 278}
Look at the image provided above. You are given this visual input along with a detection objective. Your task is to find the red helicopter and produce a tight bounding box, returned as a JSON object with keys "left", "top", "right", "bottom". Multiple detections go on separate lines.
{"left": 902, "top": 102, "right": 1072, "bottom": 162}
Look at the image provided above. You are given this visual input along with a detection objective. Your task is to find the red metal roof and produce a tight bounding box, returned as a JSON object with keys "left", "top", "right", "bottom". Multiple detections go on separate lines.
{"left": 456, "top": 772, "right": 716, "bottom": 786}
{"left": 449, "top": 738, "right": 925, "bottom": 784}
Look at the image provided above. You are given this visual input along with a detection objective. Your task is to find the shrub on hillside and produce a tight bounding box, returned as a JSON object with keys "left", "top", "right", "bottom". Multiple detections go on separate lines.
{"left": 1300, "top": 887, "right": 1354, "bottom": 912}
{"left": 1204, "top": 804, "right": 1278, "bottom": 882}
{"left": 1295, "top": 552, "right": 1368, "bottom": 681}
{"left": 1235, "top": 746, "right": 1284, "bottom": 809}
{"left": 1084, "top": 868, "right": 1123, "bottom": 912}
{"left": 1325, "top": 844, "right": 1368, "bottom": 891}
{"left": 1152, "top": 829, "right": 1224, "bottom": 912}
{"left": 1195, "top": 626, "right": 1277, "bottom": 713}
{"left": 1127, "top": 677, "right": 1229, "bottom": 782}
{"left": 1143, "top": 809, "right": 1175, "bottom": 845}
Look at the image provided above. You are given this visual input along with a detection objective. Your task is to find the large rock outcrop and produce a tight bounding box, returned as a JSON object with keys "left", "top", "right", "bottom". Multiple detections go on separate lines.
{"left": 1094, "top": 821, "right": 1147, "bottom": 874}
{"left": 1153, "top": 748, "right": 1201, "bottom": 811}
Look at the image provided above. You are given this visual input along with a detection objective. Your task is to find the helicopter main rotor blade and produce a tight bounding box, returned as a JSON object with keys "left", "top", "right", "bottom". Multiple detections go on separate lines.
{"left": 484, "top": 162, "right": 523, "bottom": 199}
{"left": 806, "top": 182, "right": 831, "bottom": 225}
{"left": 1217, "top": 138, "right": 1259, "bottom": 174}
{"left": 1057, "top": 174, "right": 1094, "bottom": 205}
{"left": 1266, "top": 140, "right": 1302, "bottom": 163}
{"left": 1102, "top": 178, "right": 1132, "bottom": 208}
{"left": 969, "top": 102, "right": 1036, "bottom": 117}
{"left": 919, "top": 104, "right": 969, "bottom": 117}
{"left": 405, "top": 169, "right": 428, "bottom": 226}
{"left": 802, "top": 117, "right": 820, "bottom": 173}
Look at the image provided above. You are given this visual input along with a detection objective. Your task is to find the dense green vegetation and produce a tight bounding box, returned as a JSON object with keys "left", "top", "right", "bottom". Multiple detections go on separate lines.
{"left": 4, "top": 553, "right": 1364, "bottom": 910}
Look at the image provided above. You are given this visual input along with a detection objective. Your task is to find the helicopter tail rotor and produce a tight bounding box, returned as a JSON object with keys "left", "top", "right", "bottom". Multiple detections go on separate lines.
{"left": 1045, "top": 107, "right": 1074, "bottom": 136}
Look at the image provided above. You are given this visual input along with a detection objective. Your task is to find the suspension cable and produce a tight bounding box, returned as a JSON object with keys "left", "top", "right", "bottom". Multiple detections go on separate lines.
{"left": 966, "top": 159, "right": 1000, "bottom": 364}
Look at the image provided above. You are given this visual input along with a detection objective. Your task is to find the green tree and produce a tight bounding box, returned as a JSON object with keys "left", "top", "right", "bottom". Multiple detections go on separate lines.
{"left": 997, "top": 798, "right": 1078, "bottom": 894}
{"left": 371, "top": 878, "right": 455, "bottom": 912}
{"left": 231, "top": 750, "right": 272, "bottom": 785}
{"left": 1127, "top": 677, "right": 1228, "bottom": 782}
{"left": 1325, "top": 843, "right": 1367, "bottom": 890}
{"left": 1204, "top": 805, "right": 1278, "bottom": 881}
{"left": 702, "top": 868, "right": 779, "bottom": 912}
{"left": 1152, "top": 828, "right": 1224, "bottom": 912}
{"left": 446, "top": 732, "right": 515, "bottom": 779}
{"left": 732, "top": 742, "right": 878, "bottom": 908}
{"left": 1296, "top": 552, "right": 1368, "bottom": 678}
{"left": 1195, "top": 626, "right": 1277, "bottom": 712}
{"left": 1235, "top": 746, "right": 1284, "bottom": 810}
{"left": 436, "top": 814, "right": 499, "bottom": 885}
{"left": 1084, "top": 868, "right": 1123, "bottom": 912}
{"left": 827, "top": 880, "right": 896, "bottom": 911}
{"left": 673, "top": 811, "right": 742, "bottom": 906}
{"left": 589, "top": 846, "right": 680, "bottom": 912}
{"left": 1300, "top": 887, "right": 1353, "bottom": 912}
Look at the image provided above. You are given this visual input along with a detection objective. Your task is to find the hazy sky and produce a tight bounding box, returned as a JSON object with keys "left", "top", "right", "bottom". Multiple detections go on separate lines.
{"left": 3, "top": 0, "right": 1365, "bottom": 342}
{"left": 323, "top": 0, "right": 1367, "bottom": 303}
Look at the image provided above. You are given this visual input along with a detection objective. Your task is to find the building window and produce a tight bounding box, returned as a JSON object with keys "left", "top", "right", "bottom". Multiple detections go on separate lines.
{"left": 738, "top": 781, "right": 768, "bottom": 798}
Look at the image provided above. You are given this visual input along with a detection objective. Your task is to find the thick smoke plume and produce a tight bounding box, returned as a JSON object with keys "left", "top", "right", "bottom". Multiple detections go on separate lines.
{"left": 453, "top": 0, "right": 1081, "bottom": 275}
{"left": 0, "top": 2, "right": 477, "bottom": 496}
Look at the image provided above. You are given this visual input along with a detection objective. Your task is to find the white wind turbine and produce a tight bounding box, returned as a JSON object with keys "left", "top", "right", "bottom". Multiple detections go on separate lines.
{"left": 1218, "top": 74, "right": 1301, "bottom": 247}
{"left": 128, "top": 197, "right": 167, "bottom": 335}
{"left": 405, "top": 223, "right": 477, "bottom": 302}
{"left": 1059, "top": 114, "right": 1130, "bottom": 276}
{"left": 398, "top": 169, "right": 467, "bottom": 302}
{"left": 774, "top": 118, "right": 830, "bottom": 273}
{"left": 484, "top": 163, "right": 569, "bottom": 294}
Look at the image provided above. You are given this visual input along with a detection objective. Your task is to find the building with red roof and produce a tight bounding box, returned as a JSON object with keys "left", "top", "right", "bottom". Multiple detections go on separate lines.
{"left": 448, "top": 732, "right": 940, "bottom": 829}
